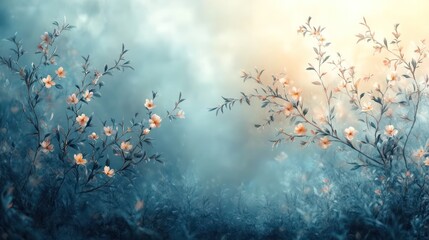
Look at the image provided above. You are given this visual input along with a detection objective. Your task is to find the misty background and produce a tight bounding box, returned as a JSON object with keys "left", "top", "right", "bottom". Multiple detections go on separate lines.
{"left": 1, "top": 0, "right": 429, "bottom": 190}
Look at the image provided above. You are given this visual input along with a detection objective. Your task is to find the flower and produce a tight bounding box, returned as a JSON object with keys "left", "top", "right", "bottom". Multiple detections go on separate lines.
{"left": 104, "top": 126, "right": 114, "bottom": 136}
{"left": 387, "top": 71, "right": 400, "bottom": 82}
{"left": 55, "top": 67, "right": 66, "bottom": 78}
{"left": 103, "top": 166, "right": 115, "bottom": 177}
{"left": 384, "top": 125, "right": 398, "bottom": 137}
{"left": 144, "top": 99, "right": 155, "bottom": 110}
{"left": 76, "top": 113, "right": 89, "bottom": 127}
{"left": 319, "top": 137, "right": 331, "bottom": 149}
{"left": 67, "top": 93, "right": 79, "bottom": 104}
{"left": 294, "top": 123, "right": 307, "bottom": 136}
{"left": 83, "top": 90, "right": 93, "bottom": 102}
{"left": 40, "top": 32, "right": 50, "bottom": 44}
{"left": 278, "top": 77, "right": 290, "bottom": 87}
{"left": 283, "top": 102, "right": 294, "bottom": 116}
{"left": 424, "top": 157, "right": 429, "bottom": 166}
{"left": 40, "top": 139, "right": 54, "bottom": 153}
{"left": 149, "top": 114, "right": 162, "bottom": 128}
{"left": 289, "top": 87, "right": 302, "bottom": 102}
{"left": 414, "top": 148, "right": 425, "bottom": 159}
{"left": 176, "top": 110, "right": 185, "bottom": 119}
{"left": 361, "top": 102, "right": 373, "bottom": 112}
{"left": 383, "top": 59, "right": 391, "bottom": 67}
{"left": 344, "top": 126, "right": 358, "bottom": 141}
{"left": 88, "top": 132, "right": 99, "bottom": 140}
{"left": 374, "top": 189, "right": 382, "bottom": 196}
{"left": 120, "top": 141, "right": 133, "bottom": 152}
{"left": 74, "top": 153, "right": 87, "bottom": 165}
{"left": 143, "top": 128, "right": 150, "bottom": 135}
{"left": 42, "top": 75, "right": 55, "bottom": 88}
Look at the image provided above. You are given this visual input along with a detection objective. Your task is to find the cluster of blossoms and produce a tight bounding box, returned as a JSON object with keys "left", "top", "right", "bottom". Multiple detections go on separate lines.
{"left": 214, "top": 17, "right": 429, "bottom": 175}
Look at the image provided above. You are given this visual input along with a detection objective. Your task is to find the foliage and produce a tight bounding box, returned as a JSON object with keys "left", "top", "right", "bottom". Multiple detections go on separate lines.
{"left": 0, "top": 19, "right": 184, "bottom": 239}
{"left": 212, "top": 17, "right": 429, "bottom": 238}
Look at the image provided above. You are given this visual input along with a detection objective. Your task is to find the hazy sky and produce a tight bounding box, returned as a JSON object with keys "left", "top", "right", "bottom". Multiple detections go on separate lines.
{"left": 2, "top": 0, "right": 429, "bottom": 186}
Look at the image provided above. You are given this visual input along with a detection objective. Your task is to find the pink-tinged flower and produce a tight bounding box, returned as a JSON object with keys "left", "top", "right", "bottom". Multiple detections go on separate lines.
{"left": 135, "top": 200, "right": 144, "bottom": 211}
{"left": 289, "top": 87, "right": 302, "bottom": 102}
{"left": 49, "top": 57, "right": 56, "bottom": 65}
{"left": 55, "top": 67, "right": 66, "bottom": 78}
{"left": 149, "top": 114, "right": 162, "bottom": 128}
{"left": 361, "top": 102, "right": 373, "bottom": 112}
{"left": 88, "top": 132, "right": 99, "bottom": 140}
{"left": 37, "top": 43, "right": 44, "bottom": 52}
{"left": 67, "top": 93, "right": 79, "bottom": 105}
{"left": 42, "top": 75, "right": 55, "bottom": 88}
{"left": 74, "top": 153, "right": 87, "bottom": 165}
{"left": 144, "top": 99, "right": 155, "bottom": 110}
{"left": 424, "top": 157, "right": 429, "bottom": 166}
{"left": 103, "top": 166, "right": 115, "bottom": 177}
{"left": 344, "top": 126, "right": 358, "bottom": 141}
{"left": 120, "top": 141, "right": 133, "bottom": 152}
{"left": 319, "top": 137, "right": 331, "bottom": 149}
{"left": 297, "top": 26, "right": 305, "bottom": 34}
{"left": 387, "top": 71, "right": 400, "bottom": 82}
{"left": 40, "top": 139, "right": 54, "bottom": 153}
{"left": 278, "top": 77, "right": 290, "bottom": 87}
{"left": 294, "top": 123, "right": 307, "bottom": 136}
{"left": 143, "top": 128, "right": 150, "bottom": 135}
{"left": 76, "top": 113, "right": 89, "bottom": 127}
{"left": 176, "top": 110, "right": 185, "bottom": 119}
{"left": 384, "top": 125, "right": 398, "bottom": 137}
{"left": 83, "top": 90, "right": 93, "bottom": 102}
{"left": 414, "top": 148, "right": 425, "bottom": 159}
{"left": 104, "top": 126, "right": 114, "bottom": 136}
{"left": 383, "top": 59, "right": 391, "bottom": 67}
{"left": 374, "top": 189, "right": 382, "bottom": 196}
{"left": 40, "top": 32, "right": 51, "bottom": 44}
{"left": 283, "top": 102, "right": 294, "bottom": 116}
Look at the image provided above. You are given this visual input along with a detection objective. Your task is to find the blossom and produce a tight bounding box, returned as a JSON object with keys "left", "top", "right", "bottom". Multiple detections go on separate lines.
{"left": 83, "top": 90, "right": 93, "bottom": 102}
{"left": 289, "top": 87, "right": 302, "bottom": 102}
{"left": 297, "top": 26, "right": 305, "bottom": 34}
{"left": 143, "top": 128, "right": 150, "bottom": 135}
{"left": 176, "top": 110, "right": 185, "bottom": 119}
{"left": 344, "top": 126, "right": 358, "bottom": 141}
{"left": 149, "top": 114, "right": 162, "bottom": 128}
{"left": 374, "top": 189, "right": 382, "bottom": 196}
{"left": 144, "top": 99, "right": 155, "bottom": 110}
{"left": 40, "top": 32, "right": 50, "bottom": 44}
{"left": 120, "top": 141, "right": 133, "bottom": 152}
{"left": 383, "top": 59, "right": 391, "bottom": 67}
{"left": 424, "top": 157, "right": 429, "bottom": 166}
{"left": 103, "top": 166, "right": 115, "bottom": 177}
{"left": 42, "top": 75, "right": 55, "bottom": 88}
{"left": 88, "top": 132, "right": 99, "bottom": 140}
{"left": 76, "top": 113, "right": 89, "bottom": 127}
{"left": 278, "top": 77, "right": 290, "bottom": 87}
{"left": 104, "top": 126, "right": 114, "bottom": 136}
{"left": 373, "top": 82, "right": 381, "bottom": 91}
{"left": 67, "top": 93, "right": 79, "bottom": 105}
{"left": 74, "top": 153, "right": 87, "bottom": 165}
{"left": 40, "top": 139, "right": 54, "bottom": 153}
{"left": 414, "top": 148, "right": 425, "bottom": 159}
{"left": 384, "top": 125, "right": 398, "bottom": 137}
{"left": 319, "top": 136, "right": 331, "bottom": 149}
{"left": 55, "top": 67, "right": 66, "bottom": 78}
{"left": 387, "top": 71, "right": 400, "bottom": 82}
{"left": 294, "top": 123, "right": 307, "bottom": 136}
{"left": 361, "top": 102, "right": 373, "bottom": 112}
{"left": 283, "top": 102, "right": 294, "bottom": 116}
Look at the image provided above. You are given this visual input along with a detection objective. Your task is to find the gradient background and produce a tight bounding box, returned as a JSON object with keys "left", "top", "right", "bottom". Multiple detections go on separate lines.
{"left": 1, "top": 0, "right": 429, "bottom": 189}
